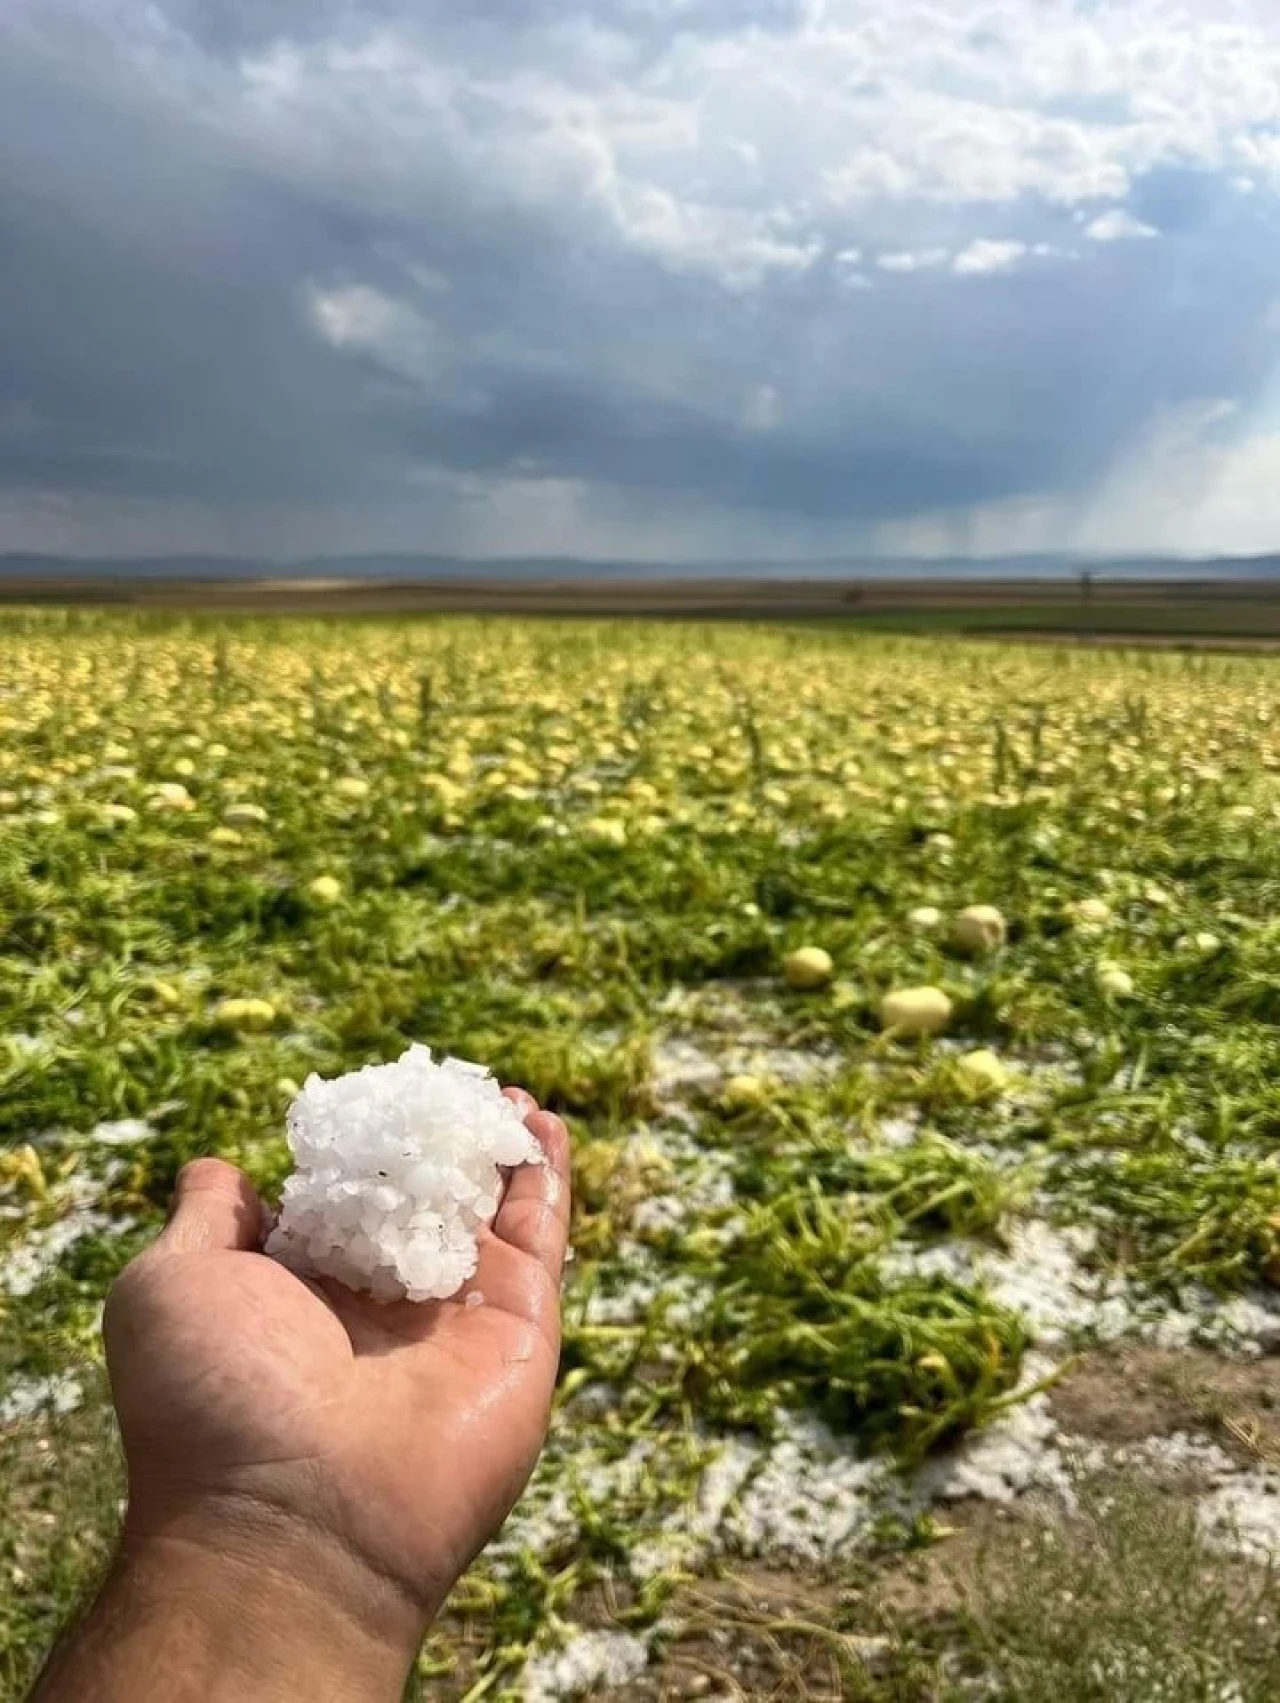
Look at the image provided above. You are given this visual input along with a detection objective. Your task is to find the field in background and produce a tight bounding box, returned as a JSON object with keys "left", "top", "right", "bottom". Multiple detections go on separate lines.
{"left": 3, "top": 611, "right": 1280, "bottom": 1700}
{"left": 12, "top": 573, "right": 1280, "bottom": 645}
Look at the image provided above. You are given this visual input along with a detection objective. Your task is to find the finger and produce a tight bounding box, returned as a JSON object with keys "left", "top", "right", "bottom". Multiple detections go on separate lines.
{"left": 491, "top": 1108, "right": 571, "bottom": 1282}
{"left": 502, "top": 1085, "right": 538, "bottom": 1117}
{"left": 154, "top": 1159, "right": 267, "bottom": 1256}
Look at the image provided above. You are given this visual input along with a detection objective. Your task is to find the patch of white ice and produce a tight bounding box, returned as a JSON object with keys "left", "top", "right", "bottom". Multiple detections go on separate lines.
{"left": 0, "top": 1372, "right": 84, "bottom": 1426}
{"left": 882, "top": 1219, "right": 1280, "bottom": 1358}
{"left": 521, "top": 1628, "right": 652, "bottom": 1701}
{"left": 920, "top": 1386, "right": 1069, "bottom": 1507}
{"left": 0, "top": 1166, "right": 126, "bottom": 1298}
{"left": 651, "top": 1035, "right": 835, "bottom": 1104}
{"left": 728, "top": 1411, "right": 894, "bottom": 1562}
{"left": 90, "top": 1119, "right": 155, "bottom": 1146}
{"left": 1199, "top": 1470, "right": 1280, "bottom": 1563}
{"left": 630, "top": 1436, "right": 761, "bottom": 1579}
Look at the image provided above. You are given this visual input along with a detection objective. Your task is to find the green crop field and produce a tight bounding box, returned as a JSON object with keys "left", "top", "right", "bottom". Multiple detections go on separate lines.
{"left": 3, "top": 610, "right": 1280, "bottom": 1701}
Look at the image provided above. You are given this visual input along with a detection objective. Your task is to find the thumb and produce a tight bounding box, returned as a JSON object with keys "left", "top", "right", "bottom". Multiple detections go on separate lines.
{"left": 156, "top": 1158, "right": 267, "bottom": 1256}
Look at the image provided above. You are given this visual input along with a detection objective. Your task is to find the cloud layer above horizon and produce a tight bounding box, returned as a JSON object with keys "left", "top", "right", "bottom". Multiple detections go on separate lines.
{"left": 5, "top": 0, "right": 1280, "bottom": 560}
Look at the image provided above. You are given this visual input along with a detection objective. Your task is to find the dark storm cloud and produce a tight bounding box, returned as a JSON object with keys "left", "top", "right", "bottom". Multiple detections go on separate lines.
{"left": 2, "top": 0, "right": 1280, "bottom": 554}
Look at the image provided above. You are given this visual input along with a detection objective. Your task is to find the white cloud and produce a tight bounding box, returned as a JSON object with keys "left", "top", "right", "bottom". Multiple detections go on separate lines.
{"left": 877, "top": 248, "right": 950, "bottom": 273}
{"left": 832, "top": 246, "right": 871, "bottom": 287}
{"left": 952, "top": 238, "right": 1028, "bottom": 276}
{"left": 10, "top": 0, "right": 1280, "bottom": 558}
{"left": 1085, "top": 208, "right": 1160, "bottom": 243}
{"left": 226, "top": 1, "right": 1280, "bottom": 296}
{"left": 603, "top": 180, "right": 821, "bottom": 289}
{"left": 304, "top": 283, "right": 442, "bottom": 382}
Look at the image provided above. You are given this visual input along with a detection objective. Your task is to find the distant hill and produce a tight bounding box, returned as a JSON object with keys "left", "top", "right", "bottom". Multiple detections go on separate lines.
{"left": 3, "top": 551, "right": 1280, "bottom": 583}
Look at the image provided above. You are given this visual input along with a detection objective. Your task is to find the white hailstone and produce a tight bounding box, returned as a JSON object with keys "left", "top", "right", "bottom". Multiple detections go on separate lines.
{"left": 1069, "top": 897, "right": 1113, "bottom": 927}
{"left": 908, "top": 906, "right": 942, "bottom": 930}
{"left": 266, "top": 1046, "right": 543, "bottom": 1303}
{"left": 879, "top": 986, "right": 953, "bottom": 1036}
{"left": 783, "top": 947, "right": 835, "bottom": 991}
{"left": 950, "top": 904, "right": 1007, "bottom": 954}
{"left": 1096, "top": 962, "right": 1135, "bottom": 998}
{"left": 307, "top": 875, "right": 344, "bottom": 906}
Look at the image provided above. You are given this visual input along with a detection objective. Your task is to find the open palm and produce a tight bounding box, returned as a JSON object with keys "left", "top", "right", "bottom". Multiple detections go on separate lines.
{"left": 104, "top": 1088, "right": 571, "bottom": 1626}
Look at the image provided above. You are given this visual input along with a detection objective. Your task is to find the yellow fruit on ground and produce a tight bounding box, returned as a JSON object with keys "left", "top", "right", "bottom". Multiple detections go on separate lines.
{"left": 0, "top": 1144, "right": 46, "bottom": 1199}
{"left": 1096, "top": 963, "right": 1135, "bottom": 997}
{"left": 955, "top": 1049, "right": 1010, "bottom": 1095}
{"left": 222, "top": 802, "right": 269, "bottom": 828}
{"left": 880, "top": 986, "right": 953, "bottom": 1036}
{"left": 1070, "top": 897, "right": 1113, "bottom": 926}
{"left": 584, "top": 817, "right": 628, "bottom": 847}
{"left": 722, "top": 1074, "right": 771, "bottom": 1109}
{"left": 147, "top": 782, "right": 195, "bottom": 813}
{"left": 951, "top": 905, "right": 1007, "bottom": 954}
{"left": 784, "top": 947, "right": 835, "bottom": 991}
{"left": 212, "top": 997, "right": 277, "bottom": 1033}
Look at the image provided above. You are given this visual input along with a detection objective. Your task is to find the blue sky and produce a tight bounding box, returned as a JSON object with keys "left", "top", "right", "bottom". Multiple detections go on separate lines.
{"left": 3, "top": 0, "right": 1280, "bottom": 560}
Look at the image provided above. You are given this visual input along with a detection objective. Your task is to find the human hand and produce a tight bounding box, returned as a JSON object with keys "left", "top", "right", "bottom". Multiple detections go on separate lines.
{"left": 68, "top": 1087, "right": 570, "bottom": 1701}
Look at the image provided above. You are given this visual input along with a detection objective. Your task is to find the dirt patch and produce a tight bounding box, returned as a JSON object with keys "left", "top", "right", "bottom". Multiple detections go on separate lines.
{"left": 873, "top": 1469, "right": 1277, "bottom": 1643}
{"left": 1048, "top": 1346, "right": 1280, "bottom": 1463}
{"left": 598, "top": 1564, "right": 880, "bottom": 1702}
{"left": 873, "top": 1501, "right": 1039, "bottom": 1625}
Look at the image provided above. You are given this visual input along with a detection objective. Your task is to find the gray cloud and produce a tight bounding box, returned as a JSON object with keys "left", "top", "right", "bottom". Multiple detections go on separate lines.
{"left": 3, "top": 0, "right": 1280, "bottom": 557}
